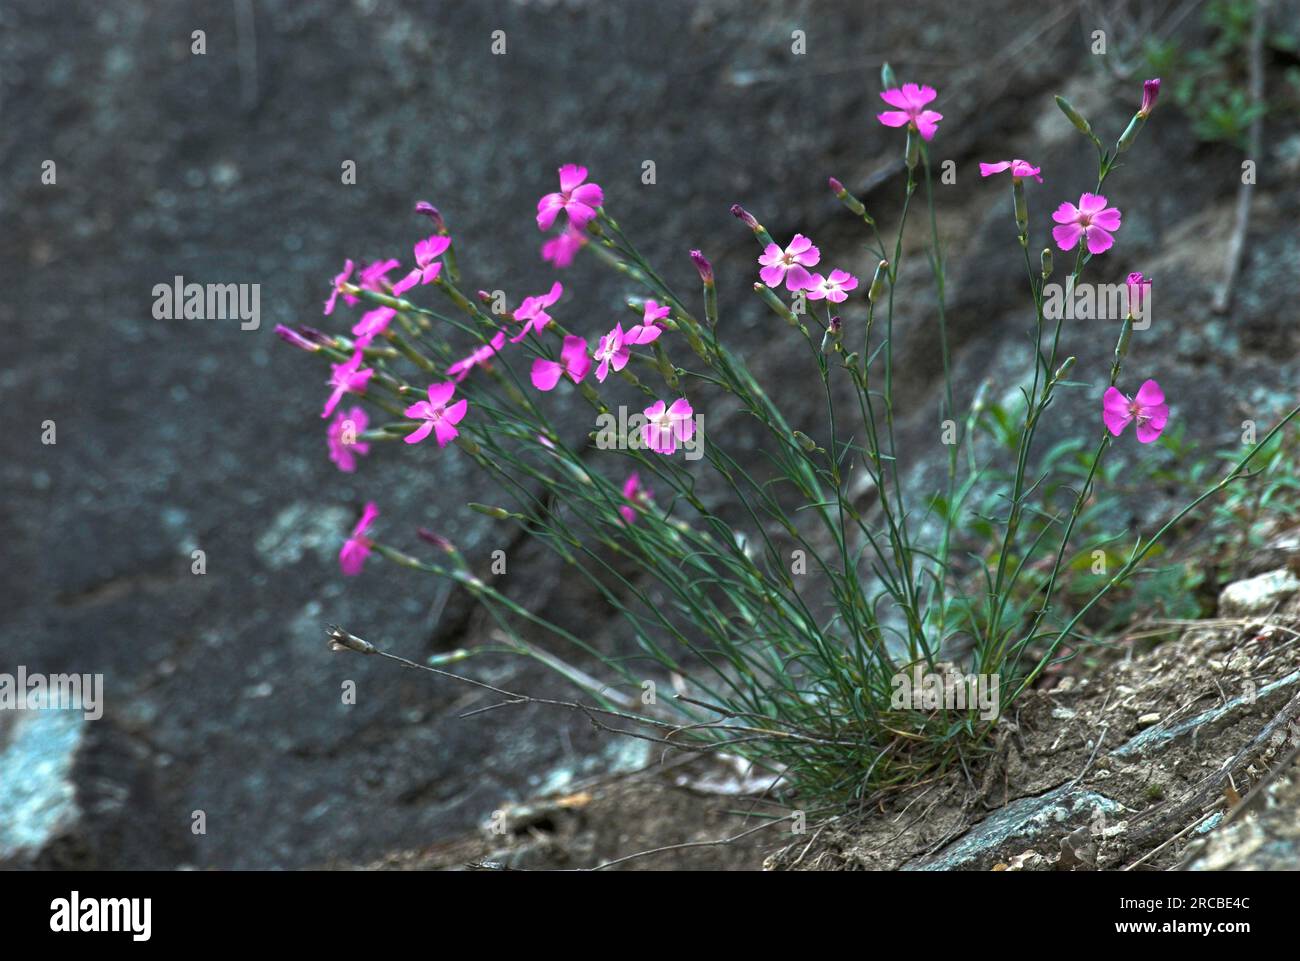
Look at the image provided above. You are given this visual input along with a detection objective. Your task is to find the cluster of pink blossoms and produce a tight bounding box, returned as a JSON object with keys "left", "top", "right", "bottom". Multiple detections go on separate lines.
{"left": 308, "top": 74, "right": 1170, "bottom": 577}
{"left": 757, "top": 235, "right": 859, "bottom": 300}
{"left": 297, "top": 165, "right": 704, "bottom": 573}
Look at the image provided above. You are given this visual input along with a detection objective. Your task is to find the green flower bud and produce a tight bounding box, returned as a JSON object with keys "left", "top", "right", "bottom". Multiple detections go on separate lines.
{"left": 868, "top": 260, "right": 890, "bottom": 303}
{"left": 1055, "top": 95, "right": 1094, "bottom": 138}
{"left": 1013, "top": 179, "right": 1029, "bottom": 235}
{"left": 1114, "top": 316, "right": 1134, "bottom": 360}
{"left": 1116, "top": 112, "right": 1145, "bottom": 154}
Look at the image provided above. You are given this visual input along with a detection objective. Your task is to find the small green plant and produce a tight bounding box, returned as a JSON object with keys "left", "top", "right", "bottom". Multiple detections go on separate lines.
{"left": 1144, "top": 0, "right": 1294, "bottom": 148}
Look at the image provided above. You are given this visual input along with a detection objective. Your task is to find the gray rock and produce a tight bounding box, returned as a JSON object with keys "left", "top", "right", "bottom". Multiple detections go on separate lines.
{"left": 0, "top": 711, "right": 85, "bottom": 867}
{"left": 904, "top": 785, "right": 1123, "bottom": 870}
{"left": 1183, "top": 754, "right": 1300, "bottom": 871}
{"left": 1219, "top": 570, "right": 1300, "bottom": 618}
{"left": 1246, "top": 527, "right": 1300, "bottom": 577}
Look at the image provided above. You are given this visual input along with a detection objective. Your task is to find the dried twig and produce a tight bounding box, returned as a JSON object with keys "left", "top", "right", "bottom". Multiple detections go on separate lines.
{"left": 326, "top": 625, "right": 863, "bottom": 752}
{"left": 586, "top": 813, "right": 796, "bottom": 871}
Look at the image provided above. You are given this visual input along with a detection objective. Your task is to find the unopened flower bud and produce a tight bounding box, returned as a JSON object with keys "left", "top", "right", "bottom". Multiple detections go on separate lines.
{"left": 1114, "top": 316, "right": 1134, "bottom": 360}
{"left": 1053, "top": 356, "right": 1075, "bottom": 381}
{"left": 828, "top": 176, "right": 873, "bottom": 223}
{"left": 414, "top": 200, "right": 446, "bottom": 232}
{"left": 1054, "top": 95, "right": 1094, "bottom": 138}
{"left": 275, "top": 324, "right": 323, "bottom": 352}
{"left": 881, "top": 62, "right": 898, "bottom": 91}
{"left": 1138, "top": 78, "right": 1160, "bottom": 119}
{"left": 417, "top": 528, "right": 457, "bottom": 553}
{"left": 820, "top": 315, "right": 842, "bottom": 353}
{"left": 1116, "top": 113, "right": 1146, "bottom": 154}
{"left": 468, "top": 503, "right": 512, "bottom": 519}
{"left": 1125, "top": 272, "right": 1151, "bottom": 317}
{"left": 690, "top": 249, "right": 713, "bottom": 285}
{"left": 730, "top": 203, "right": 758, "bottom": 229}
{"left": 868, "top": 260, "right": 890, "bottom": 303}
{"left": 1013, "top": 179, "right": 1029, "bottom": 235}
{"left": 327, "top": 625, "right": 376, "bottom": 655}
{"left": 731, "top": 203, "right": 775, "bottom": 247}
{"left": 753, "top": 282, "right": 798, "bottom": 326}
{"left": 793, "top": 430, "right": 818, "bottom": 452}
{"left": 1040, "top": 248, "right": 1053, "bottom": 278}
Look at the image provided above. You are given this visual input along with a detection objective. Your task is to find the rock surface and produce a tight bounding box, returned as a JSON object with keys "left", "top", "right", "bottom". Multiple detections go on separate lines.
{"left": 1218, "top": 569, "right": 1300, "bottom": 619}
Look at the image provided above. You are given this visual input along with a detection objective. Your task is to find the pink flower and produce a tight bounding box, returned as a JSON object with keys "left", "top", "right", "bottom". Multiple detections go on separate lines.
{"left": 392, "top": 235, "right": 452, "bottom": 297}
{"left": 351, "top": 306, "right": 396, "bottom": 346}
{"left": 1052, "top": 193, "right": 1122, "bottom": 255}
{"left": 541, "top": 226, "right": 587, "bottom": 268}
{"left": 642, "top": 398, "right": 695, "bottom": 455}
{"left": 511, "top": 281, "right": 564, "bottom": 343}
{"left": 1126, "top": 272, "right": 1152, "bottom": 311}
{"left": 324, "top": 259, "right": 357, "bottom": 315}
{"left": 360, "top": 258, "right": 402, "bottom": 291}
{"left": 448, "top": 331, "right": 508, "bottom": 382}
{"left": 327, "top": 406, "right": 370, "bottom": 473}
{"left": 531, "top": 335, "right": 591, "bottom": 390}
{"left": 758, "top": 234, "right": 821, "bottom": 291}
{"left": 536, "top": 164, "right": 604, "bottom": 232}
{"left": 593, "top": 324, "right": 628, "bottom": 383}
{"left": 619, "top": 471, "right": 653, "bottom": 525}
{"left": 339, "top": 502, "right": 379, "bottom": 576}
{"left": 404, "top": 382, "right": 468, "bottom": 447}
{"left": 978, "top": 159, "right": 1043, "bottom": 183}
{"left": 593, "top": 320, "right": 658, "bottom": 383}
{"left": 1139, "top": 78, "right": 1160, "bottom": 118}
{"left": 877, "top": 83, "right": 943, "bottom": 141}
{"left": 641, "top": 300, "right": 672, "bottom": 328}
{"left": 805, "top": 268, "right": 859, "bottom": 303}
{"left": 322, "top": 350, "right": 374, "bottom": 418}
{"left": 1102, "top": 379, "right": 1169, "bottom": 443}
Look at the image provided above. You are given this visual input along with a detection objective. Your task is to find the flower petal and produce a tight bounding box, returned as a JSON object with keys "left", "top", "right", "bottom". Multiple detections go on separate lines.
{"left": 915, "top": 111, "right": 942, "bottom": 141}
{"left": 557, "top": 164, "right": 588, "bottom": 192}
{"left": 1052, "top": 202, "right": 1081, "bottom": 224}
{"left": 1052, "top": 223, "right": 1083, "bottom": 251}
{"left": 531, "top": 358, "right": 563, "bottom": 391}
{"left": 879, "top": 88, "right": 910, "bottom": 109}
{"left": 1091, "top": 207, "right": 1122, "bottom": 231}
{"left": 1102, "top": 387, "right": 1132, "bottom": 436}
{"left": 1134, "top": 379, "right": 1165, "bottom": 408}
{"left": 404, "top": 420, "right": 435, "bottom": 444}
{"left": 1084, "top": 225, "right": 1114, "bottom": 255}
{"left": 427, "top": 381, "right": 457, "bottom": 406}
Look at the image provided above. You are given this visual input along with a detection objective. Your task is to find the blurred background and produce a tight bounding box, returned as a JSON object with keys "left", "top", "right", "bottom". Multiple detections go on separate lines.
{"left": 2, "top": 0, "right": 1298, "bottom": 868}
